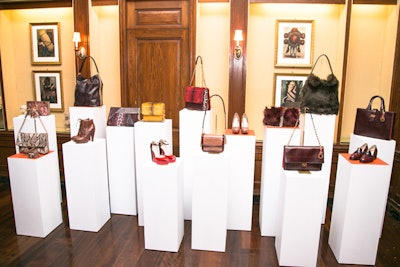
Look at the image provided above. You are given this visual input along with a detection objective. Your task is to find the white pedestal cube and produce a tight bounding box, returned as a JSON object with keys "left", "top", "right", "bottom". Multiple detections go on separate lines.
{"left": 275, "top": 170, "right": 325, "bottom": 267}
{"left": 143, "top": 159, "right": 184, "bottom": 252}
{"left": 328, "top": 154, "right": 391, "bottom": 265}
{"left": 62, "top": 139, "right": 110, "bottom": 232}
{"left": 259, "top": 126, "right": 300, "bottom": 237}
{"left": 225, "top": 129, "right": 256, "bottom": 231}
{"left": 106, "top": 126, "right": 137, "bottom": 215}
{"left": 134, "top": 119, "right": 173, "bottom": 226}
{"left": 7, "top": 152, "right": 62, "bottom": 237}
{"left": 179, "top": 108, "right": 212, "bottom": 220}
{"left": 191, "top": 152, "right": 229, "bottom": 252}
{"left": 69, "top": 106, "right": 106, "bottom": 139}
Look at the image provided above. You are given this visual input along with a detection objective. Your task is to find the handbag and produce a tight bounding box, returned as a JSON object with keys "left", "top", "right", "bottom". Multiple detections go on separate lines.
{"left": 15, "top": 110, "right": 49, "bottom": 158}
{"left": 283, "top": 113, "right": 324, "bottom": 171}
{"left": 74, "top": 56, "right": 103, "bottom": 107}
{"left": 26, "top": 101, "right": 50, "bottom": 116}
{"left": 353, "top": 95, "right": 396, "bottom": 140}
{"left": 300, "top": 54, "right": 339, "bottom": 115}
{"left": 263, "top": 106, "right": 299, "bottom": 127}
{"left": 141, "top": 102, "right": 165, "bottom": 122}
{"left": 184, "top": 56, "right": 211, "bottom": 111}
{"left": 201, "top": 94, "right": 226, "bottom": 153}
{"left": 107, "top": 107, "right": 140, "bottom": 127}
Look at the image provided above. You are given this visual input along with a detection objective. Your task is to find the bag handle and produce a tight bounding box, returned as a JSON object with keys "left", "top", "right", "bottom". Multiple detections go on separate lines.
{"left": 310, "top": 54, "right": 334, "bottom": 75}
{"left": 78, "top": 56, "right": 100, "bottom": 75}
{"left": 17, "top": 109, "right": 48, "bottom": 136}
{"left": 201, "top": 94, "right": 226, "bottom": 134}
{"left": 189, "top": 56, "right": 207, "bottom": 88}
{"left": 366, "top": 95, "right": 387, "bottom": 122}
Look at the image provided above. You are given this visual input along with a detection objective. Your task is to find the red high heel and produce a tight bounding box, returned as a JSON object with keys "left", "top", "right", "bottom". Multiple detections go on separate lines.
{"left": 150, "top": 141, "right": 169, "bottom": 165}
{"left": 159, "top": 139, "right": 176, "bottom": 163}
{"left": 360, "top": 145, "right": 378, "bottom": 163}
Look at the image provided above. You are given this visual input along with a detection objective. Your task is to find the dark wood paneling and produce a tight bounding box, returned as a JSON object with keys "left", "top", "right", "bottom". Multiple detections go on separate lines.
{"left": 0, "top": 0, "right": 71, "bottom": 10}
{"left": 0, "top": 131, "right": 16, "bottom": 177}
{"left": 91, "top": 0, "right": 118, "bottom": 6}
{"left": 73, "top": 0, "right": 90, "bottom": 77}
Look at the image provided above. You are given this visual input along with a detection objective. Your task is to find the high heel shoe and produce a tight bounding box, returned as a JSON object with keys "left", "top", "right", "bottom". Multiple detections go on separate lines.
{"left": 232, "top": 113, "right": 240, "bottom": 134}
{"left": 150, "top": 141, "right": 169, "bottom": 165}
{"left": 159, "top": 139, "right": 176, "bottom": 163}
{"left": 349, "top": 143, "right": 368, "bottom": 160}
{"left": 360, "top": 145, "right": 378, "bottom": 163}
{"left": 71, "top": 118, "right": 95, "bottom": 143}
{"left": 241, "top": 113, "right": 249, "bottom": 134}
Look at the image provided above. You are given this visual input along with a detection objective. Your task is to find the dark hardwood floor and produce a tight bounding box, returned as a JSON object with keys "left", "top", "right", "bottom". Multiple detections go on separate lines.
{"left": 0, "top": 181, "right": 399, "bottom": 267}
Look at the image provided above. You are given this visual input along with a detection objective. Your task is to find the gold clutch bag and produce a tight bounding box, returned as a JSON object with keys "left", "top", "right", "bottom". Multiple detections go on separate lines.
{"left": 141, "top": 102, "right": 165, "bottom": 122}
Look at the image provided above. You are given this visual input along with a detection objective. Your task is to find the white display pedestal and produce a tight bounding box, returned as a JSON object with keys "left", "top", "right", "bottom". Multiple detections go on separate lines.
{"left": 179, "top": 108, "right": 212, "bottom": 220}
{"left": 328, "top": 154, "right": 391, "bottom": 265}
{"left": 106, "top": 126, "right": 137, "bottom": 215}
{"left": 143, "top": 159, "right": 184, "bottom": 252}
{"left": 259, "top": 126, "right": 300, "bottom": 237}
{"left": 7, "top": 152, "right": 62, "bottom": 237}
{"left": 191, "top": 152, "right": 229, "bottom": 252}
{"left": 303, "top": 114, "right": 336, "bottom": 223}
{"left": 69, "top": 106, "right": 106, "bottom": 139}
{"left": 62, "top": 139, "right": 110, "bottom": 232}
{"left": 134, "top": 119, "right": 173, "bottom": 226}
{"left": 275, "top": 170, "right": 325, "bottom": 267}
{"left": 225, "top": 129, "right": 256, "bottom": 231}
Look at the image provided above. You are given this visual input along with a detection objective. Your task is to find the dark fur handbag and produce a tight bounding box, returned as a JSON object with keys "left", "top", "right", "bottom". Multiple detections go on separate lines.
{"left": 185, "top": 56, "right": 211, "bottom": 111}
{"left": 300, "top": 54, "right": 339, "bottom": 115}
{"left": 263, "top": 106, "right": 299, "bottom": 127}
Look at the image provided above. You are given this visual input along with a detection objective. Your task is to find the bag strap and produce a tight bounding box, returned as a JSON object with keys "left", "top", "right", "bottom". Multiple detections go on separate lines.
{"left": 367, "top": 95, "right": 386, "bottom": 112}
{"left": 17, "top": 109, "right": 48, "bottom": 136}
{"left": 189, "top": 56, "right": 207, "bottom": 88}
{"left": 287, "top": 112, "right": 322, "bottom": 148}
{"left": 310, "top": 54, "right": 333, "bottom": 75}
{"left": 78, "top": 56, "right": 100, "bottom": 75}
{"left": 201, "top": 94, "right": 226, "bottom": 134}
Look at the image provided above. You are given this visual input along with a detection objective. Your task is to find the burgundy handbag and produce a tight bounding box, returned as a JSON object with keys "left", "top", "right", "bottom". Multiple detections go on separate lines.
{"left": 263, "top": 106, "right": 299, "bottom": 127}
{"left": 107, "top": 107, "right": 140, "bottom": 127}
{"left": 185, "top": 56, "right": 211, "bottom": 111}
{"left": 353, "top": 95, "right": 396, "bottom": 140}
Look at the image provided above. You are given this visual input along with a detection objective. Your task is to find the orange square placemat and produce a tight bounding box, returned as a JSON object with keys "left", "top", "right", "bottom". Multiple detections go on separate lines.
{"left": 9, "top": 151, "right": 54, "bottom": 160}
{"left": 341, "top": 153, "right": 388, "bottom": 165}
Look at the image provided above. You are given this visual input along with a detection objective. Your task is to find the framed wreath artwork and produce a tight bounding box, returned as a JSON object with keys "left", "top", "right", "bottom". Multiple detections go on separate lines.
{"left": 274, "top": 73, "right": 308, "bottom": 107}
{"left": 275, "top": 20, "right": 314, "bottom": 68}
{"left": 33, "top": 71, "right": 63, "bottom": 112}
{"left": 30, "top": 22, "right": 61, "bottom": 65}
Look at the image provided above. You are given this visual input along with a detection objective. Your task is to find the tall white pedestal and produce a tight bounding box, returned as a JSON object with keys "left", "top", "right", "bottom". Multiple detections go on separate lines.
{"left": 179, "top": 108, "right": 212, "bottom": 220}
{"left": 134, "top": 119, "right": 173, "bottom": 226}
{"left": 143, "top": 159, "right": 184, "bottom": 252}
{"left": 275, "top": 170, "right": 325, "bottom": 267}
{"left": 69, "top": 106, "right": 106, "bottom": 139}
{"left": 106, "top": 126, "right": 137, "bottom": 215}
{"left": 259, "top": 126, "right": 300, "bottom": 236}
{"left": 225, "top": 129, "right": 255, "bottom": 231}
{"left": 7, "top": 152, "right": 62, "bottom": 237}
{"left": 328, "top": 154, "right": 391, "bottom": 265}
{"left": 191, "top": 152, "right": 229, "bottom": 252}
{"left": 62, "top": 139, "right": 110, "bottom": 232}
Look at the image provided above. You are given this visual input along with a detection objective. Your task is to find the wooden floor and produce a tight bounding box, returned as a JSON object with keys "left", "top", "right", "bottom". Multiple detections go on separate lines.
{"left": 0, "top": 182, "right": 399, "bottom": 267}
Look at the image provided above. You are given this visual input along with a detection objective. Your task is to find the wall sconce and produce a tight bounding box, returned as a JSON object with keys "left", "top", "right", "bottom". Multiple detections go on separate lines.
{"left": 72, "top": 32, "right": 87, "bottom": 59}
{"left": 234, "top": 30, "right": 243, "bottom": 60}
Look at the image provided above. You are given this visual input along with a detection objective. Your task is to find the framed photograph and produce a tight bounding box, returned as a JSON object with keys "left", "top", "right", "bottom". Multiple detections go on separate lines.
{"left": 274, "top": 73, "right": 308, "bottom": 107}
{"left": 33, "top": 71, "right": 63, "bottom": 111}
{"left": 30, "top": 22, "right": 61, "bottom": 65}
{"left": 275, "top": 20, "right": 314, "bottom": 67}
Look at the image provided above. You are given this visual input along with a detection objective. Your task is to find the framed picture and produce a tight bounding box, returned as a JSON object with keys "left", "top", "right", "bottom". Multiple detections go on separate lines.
{"left": 30, "top": 22, "right": 61, "bottom": 65}
{"left": 33, "top": 71, "right": 63, "bottom": 112}
{"left": 274, "top": 73, "right": 308, "bottom": 107}
{"left": 275, "top": 20, "right": 314, "bottom": 67}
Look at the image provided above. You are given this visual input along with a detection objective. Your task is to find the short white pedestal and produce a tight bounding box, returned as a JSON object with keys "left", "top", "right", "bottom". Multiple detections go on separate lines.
{"left": 134, "top": 119, "right": 173, "bottom": 226}
{"left": 7, "top": 152, "right": 62, "bottom": 237}
{"left": 179, "top": 108, "right": 212, "bottom": 220}
{"left": 143, "top": 159, "right": 184, "bottom": 252}
{"left": 259, "top": 126, "right": 300, "bottom": 237}
{"left": 328, "top": 154, "right": 391, "bottom": 265}
{"left": 62, "top": 139, "right": 110, "bottom": 232}
{"left": 192, "top": 152, "right": 229, "bottom": 252}
{"left": 106, "top": 126, "right": 137, "bottom": 215}
{"left": 275, "top": 170, "right": 325, "bottom": 267}
{"left": 225, "top": 129, "right": 256, "bottom": 231}
{"left": 69, "top": 106, "right": 106, "bottom": 139}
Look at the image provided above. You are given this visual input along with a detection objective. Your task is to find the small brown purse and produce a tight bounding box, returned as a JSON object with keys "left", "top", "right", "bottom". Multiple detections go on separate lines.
{"left": 201, "top": 94, "right": 226, "bottom": 153}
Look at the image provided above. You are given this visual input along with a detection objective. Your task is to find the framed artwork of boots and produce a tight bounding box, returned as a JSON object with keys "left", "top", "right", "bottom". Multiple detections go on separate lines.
{"left": 33, "top": 70, "right": 63, "bottom": 112}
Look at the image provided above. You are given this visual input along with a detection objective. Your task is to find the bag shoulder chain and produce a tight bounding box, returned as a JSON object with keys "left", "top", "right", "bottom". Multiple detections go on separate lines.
{"left": 17, "top": 109, "right": 48, "bottom": 135}
{"left": 201, "top": 94, "right": 226, "bottom": 134}
{"left": 202, "top": 89, "right": 209, "bottom": 110}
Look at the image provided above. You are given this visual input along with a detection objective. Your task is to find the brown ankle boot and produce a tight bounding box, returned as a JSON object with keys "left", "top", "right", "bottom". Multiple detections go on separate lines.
{"left": 71, "top": 118, "right": 95, "bottom": 143}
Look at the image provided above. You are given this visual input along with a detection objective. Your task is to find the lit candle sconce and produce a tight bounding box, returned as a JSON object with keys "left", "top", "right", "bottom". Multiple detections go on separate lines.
{"left": 234, "top": 30, "right": 243, "bottom": 60}
{"left": 72, "top": 32, "right": 87, "bottom": 59}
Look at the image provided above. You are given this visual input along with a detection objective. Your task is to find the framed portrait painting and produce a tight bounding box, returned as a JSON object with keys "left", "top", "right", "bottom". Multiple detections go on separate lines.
{"left": 30, "top": 22, "right": 61, "bottom": 65}
{"left": 33, "top": 71, "right": 63, "bottom": 112}
{"left": 275, "top": 20, "right": 314, "bottom": 68}
{"left": 274, "top": 73, "right": 308, "bottom": 107}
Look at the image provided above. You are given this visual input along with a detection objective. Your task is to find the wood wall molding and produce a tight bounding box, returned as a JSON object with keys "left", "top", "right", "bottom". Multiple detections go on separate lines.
{"left": 73, "top": 0, "right": 90, "bottom": 77}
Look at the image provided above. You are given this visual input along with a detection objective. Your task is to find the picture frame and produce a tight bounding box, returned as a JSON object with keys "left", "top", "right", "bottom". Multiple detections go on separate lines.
{"left": 30, "top": 22, "right": 61, "bottom": 65}
{"left": 274, "top": 73, "right": 308, "bottom": 107}
{"left": 33, "top": 71, "right": 63, "bottom": 112}
{"left": 275, "top": 20, "right": 314, "bottom": 68}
